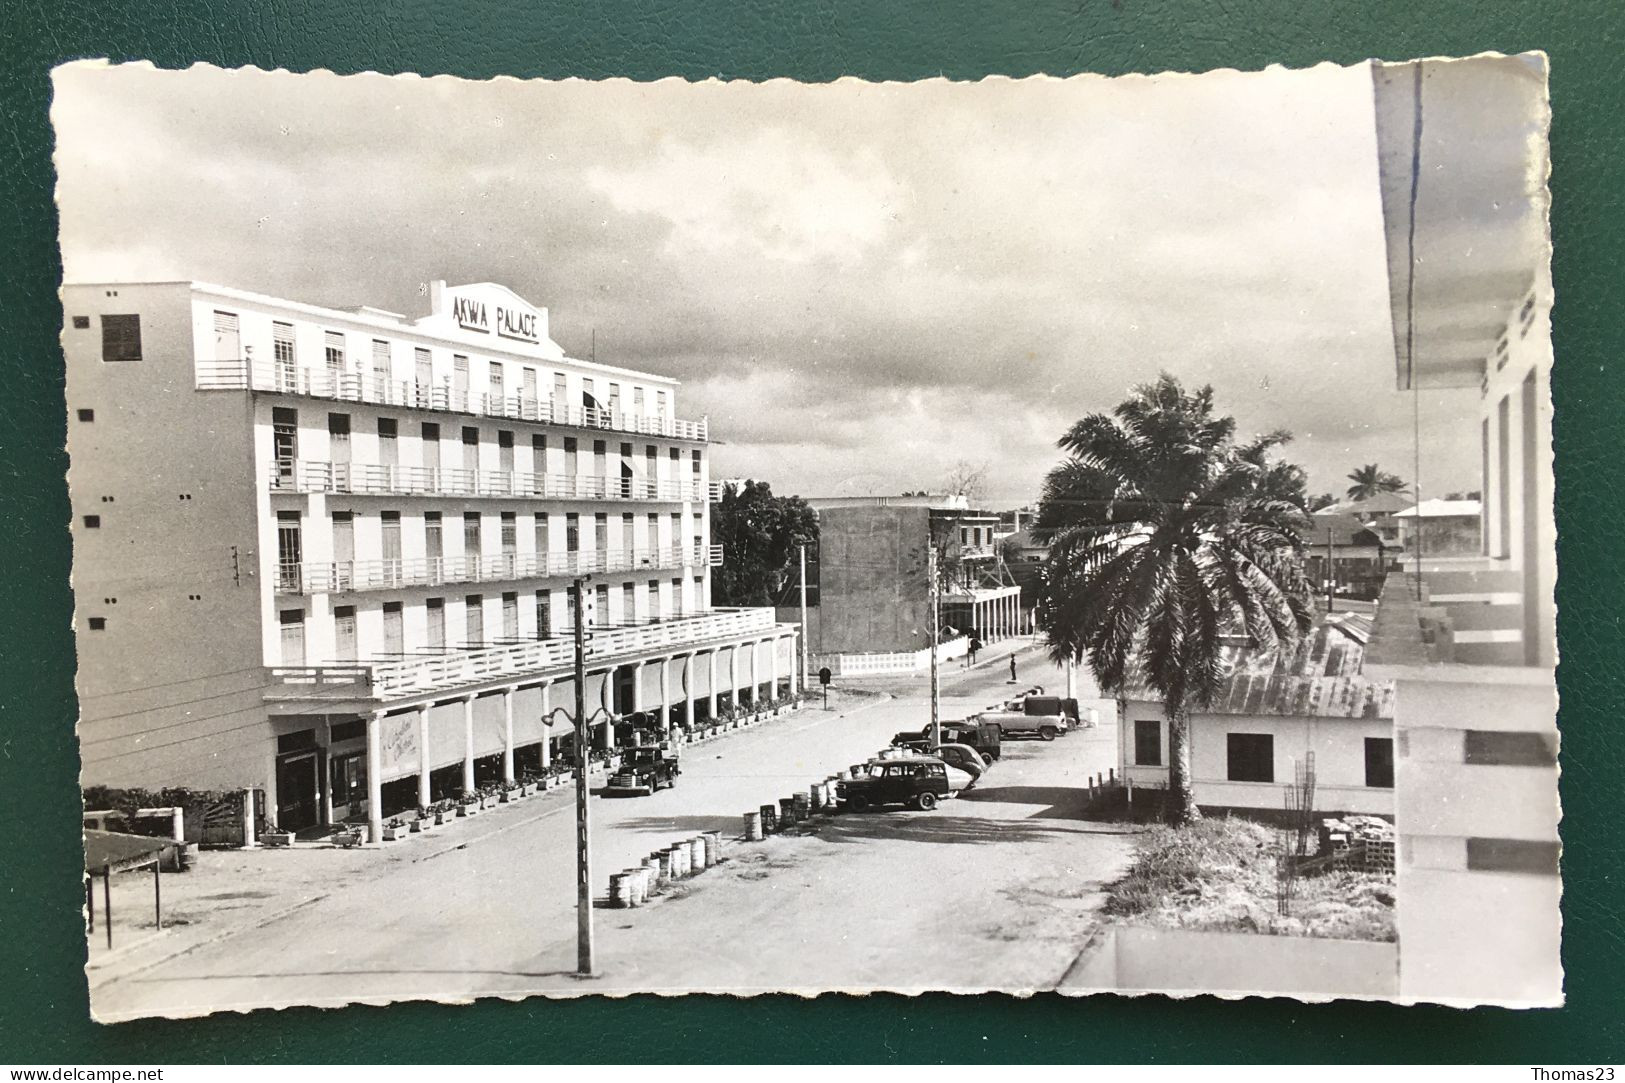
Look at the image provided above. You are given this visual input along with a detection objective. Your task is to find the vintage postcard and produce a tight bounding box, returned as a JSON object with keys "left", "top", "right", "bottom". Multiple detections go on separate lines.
{"left": 55, "top": 55, "right": 1557, "bottom": 1020}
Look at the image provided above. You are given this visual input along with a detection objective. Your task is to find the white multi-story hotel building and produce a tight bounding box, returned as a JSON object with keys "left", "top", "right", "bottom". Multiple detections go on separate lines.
{"left": 67, "top": 278, "right": 800, "bottom": 840}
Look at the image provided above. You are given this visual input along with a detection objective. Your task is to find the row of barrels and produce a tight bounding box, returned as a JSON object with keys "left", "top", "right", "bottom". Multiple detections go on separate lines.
{"left": 607, "top": 766, "right": 862, "bottom": 908}
{"left": 608, "top": 831, "right": 724, "bottom": 908}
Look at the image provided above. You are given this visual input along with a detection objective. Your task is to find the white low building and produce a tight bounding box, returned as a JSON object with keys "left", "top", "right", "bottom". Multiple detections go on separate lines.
{"left": 66, "top": 277, "right": 800, "bottom": 841}
{"left": 1119, "top": 619, "right": 1397, "bottom": 818}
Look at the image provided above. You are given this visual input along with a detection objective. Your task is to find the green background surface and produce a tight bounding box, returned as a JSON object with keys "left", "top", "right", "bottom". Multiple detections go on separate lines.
{"left": 2, "top": 0, "right": 1621, "bottom": 1064}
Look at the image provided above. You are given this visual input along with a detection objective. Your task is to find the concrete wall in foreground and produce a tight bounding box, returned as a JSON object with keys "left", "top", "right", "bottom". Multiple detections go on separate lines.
{"left": 1065, "top": 925, "right": 1399, "bottom": 1000}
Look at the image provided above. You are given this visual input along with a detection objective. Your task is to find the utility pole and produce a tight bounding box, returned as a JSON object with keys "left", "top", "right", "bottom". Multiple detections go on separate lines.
{"left": 928, "top": 542, "right": 941, "bottom": 748}
{"left": 798, "top": 542, "right": 810, "bottom": 691}
{"left": 571, "top": 577, "right": 594, "bottom": 977}
{"left": 1325, "top": 527, "right": 1336, "bottom": 614}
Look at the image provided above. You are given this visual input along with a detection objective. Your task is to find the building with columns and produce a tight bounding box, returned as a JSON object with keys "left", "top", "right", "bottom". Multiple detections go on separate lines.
{"left": 786, "top": 495, "right": 1023, "bottom": 659}
{"left": 67, "top": 277, "right": 799, "bottom": 841}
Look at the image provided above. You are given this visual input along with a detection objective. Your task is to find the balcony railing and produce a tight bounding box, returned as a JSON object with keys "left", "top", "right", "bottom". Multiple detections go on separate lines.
{"left": 270, "top": 459, "right": 704, "bottom": 503}
{"left": 275, "top": 544, "right": 716, "bottom": 595}
{"left": 269, "top": 605, "right": 780, "bottom": 701}
{"left": 199, "top": 359, "right": 709, "bottom": 442}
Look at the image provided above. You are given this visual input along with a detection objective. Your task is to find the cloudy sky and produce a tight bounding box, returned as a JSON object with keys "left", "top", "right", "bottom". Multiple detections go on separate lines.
{"left": 52, "top": 61, "right": 1482, "bottom": 506}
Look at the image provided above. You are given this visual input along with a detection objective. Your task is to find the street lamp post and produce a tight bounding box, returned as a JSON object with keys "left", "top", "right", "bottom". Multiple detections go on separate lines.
{"left": 571, "top": 577, "right": 594, "bottom": 977}
{"left": 928, "top": 543, "right": 941, "bottom": 749}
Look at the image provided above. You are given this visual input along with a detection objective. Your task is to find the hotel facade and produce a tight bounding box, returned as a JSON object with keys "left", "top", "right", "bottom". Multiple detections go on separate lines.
{"left": 67, "top": 278, "right": 799, "bottom": 841}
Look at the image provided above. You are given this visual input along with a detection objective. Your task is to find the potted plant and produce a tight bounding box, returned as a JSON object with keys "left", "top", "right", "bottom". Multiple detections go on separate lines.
{"left": 410, "top": 807, "right": 428, "bottom": 833}
{"left": 457, "top": 793, "right": 477, "bottom": 817}
{"left": 261, "top": 829, "right": 293, "bottom": 848}
{"left": 382, "top": 818, "right": 404, "bottom": 842}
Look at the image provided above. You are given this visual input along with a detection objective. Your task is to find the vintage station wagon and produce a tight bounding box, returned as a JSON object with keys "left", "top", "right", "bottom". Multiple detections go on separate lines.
{"left": 839, "top": 756, "right": 952, "bottom": 811}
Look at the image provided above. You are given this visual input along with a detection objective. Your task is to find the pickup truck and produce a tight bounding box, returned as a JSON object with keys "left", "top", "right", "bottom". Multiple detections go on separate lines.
{"left": 974, "top": 710, "right": 1066, "bottom": 742}
{"left": 604, "top": 745, "right": 680, "bottom": 796}
{"left": 890, "top": 721, "right": 1002, "bottom": 762}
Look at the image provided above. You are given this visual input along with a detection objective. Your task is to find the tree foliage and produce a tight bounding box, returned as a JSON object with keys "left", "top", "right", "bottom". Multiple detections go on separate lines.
{"left": 709, "top": 480, "right": 819, "bottom": 607}
{"left": 1033, "top": 373, "right": 1314, "bottom": 824}
{"left": 1345, "top": 463, "right": 1408, "bottom": 501}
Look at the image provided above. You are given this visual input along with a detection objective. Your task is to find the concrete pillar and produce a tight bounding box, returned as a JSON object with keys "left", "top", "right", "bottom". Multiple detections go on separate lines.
{"left": 502, "top": 687, "right": 516, "bottom": 785}
{"left": 240, "top": 791, "right": 255, "bottom": 847}
{"left": 461, "top": 695, "right": 476, "bottom": 793}
{"left": 707, "top": 649, "right": 718, "bottom": 720}
{"left": 417, "top": 703, "right": 432, "bottom": 808}
{"left": 320, "top": 752, "right": 335, "bottom": 827}
{"left": 660, "top": 656, "right": 672, "bottom": 734}
{"left": 265, "top": 750, "right": 280, "bottom": 831}
{"left": 767, "top": 637, "right": 779, "bottom": 701}
{"left": 631, "top": 661, "right": 646, "bottom": 718}
{"left": 749, "top": 640, "right": 760, "bottom": 703}
{"left": 365, "top": 709, "right": 385, "bottom": 844}
{"left": 685, "top": 654, "right": 699, "bottom": 728}
{"left": 730, "top": 644, "right": 742, "bottom": 707}
{"left": 539, "top": 683, "right": 552, "bottom": 769}
{"left": 788, "top": 636, "right": 799, "bottom": 696}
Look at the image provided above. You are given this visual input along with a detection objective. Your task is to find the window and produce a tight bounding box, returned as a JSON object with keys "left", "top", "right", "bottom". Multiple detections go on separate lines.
{"left": 325, "top": 330, "right": 345, "bottom": 372}
{"left": 490, "top": 363, "right": 505, "bottom": 404}
{"left": 1226, "top": 733, "right": 1274, "bottom": 783}
{"left": 380, "top": 511, "right": 402, "bottom": 575}
{"left": 534, "top": 591, "right": 551, "bottom": 639}
{"left": 633, "top": 387, "right": 645, "bottom": 414}
{"left": 100, "top": 315, "right": 142, "bottom": 362}
{"left": 426, "top": 597, "right": 446, "bottom": 650}
{"left": 498, "top": 430, "right": 515, "bottom": 473}
{"left": 328, "top": 413, "right": 351, "bottom": 464}
{"left": 371, "top": 339, "right": 391, "bottom": 382}
{"left": 424, "top": 512, "right": 443, "bottom": 568}
{"left": 333, "top": 605, "right": 358, "bottom": 661}
{"left": 607, "top": 382, "right": 621, "bottom": 414}
{"left": 461, "top": 426, "right": 480, "bottom": 472}
{"left": 564, "top": 437, "right": 579, "bottom": 475}
{"left": 672, "top": 578, "right": 684, "bottom": 617}
{"left": 72, "top": 315, "right": 91, "bottom": 329}
{"left": 522, "top": 367, "right": 538, "bottom": 405}
{"left": 463, "top": 513, "right": 482, "bottom": 562}
{"left": 1466, "top": 838, "right": 1561, "bottom": 876}
{"left": 534, "top": 513, "right": 550, "bottom": 561}
{"left": 566, "top": 513, "right": 580, "bottom": 552}
{"left": 1464, "top": 730, "right": 1557, "bottom": 767}
{"left": 272, "top": 406, "right": 298, "bottom": 474}
{"left": 82, "top": 515, "right": 100, "bottom": 529}
{"left": 88, "top": 617, "right": 107, "bottom": 631}
{"left": 502, "top": 592, "right": 519, "bottom": 638}
{"left": 269, "top": 321, "right": 294, "bottom": 366}
{"left": 648, "top": 580, "right": 662, "bottom": 621}
{"left": 276, "top": 511, "right": 302, "bottom": 590}
{"left": 656, "top": 389, "right": 668, "bottom": 418}
{"left": 500, "top": 511, "right": 517, "bottom": 557}
{"left": 594, "top": 512, "right": 608, "bottom": 551}
{"left": 553, "top": 372, "right": 568, "bottom": 410}
{"left": 1364, "top": 737, "right": 1395, "bottom": 788}
{"left": 595, "top": 584, "right": 610, "bottom": 627}
{"left": 622, "top": 582, "right": 636, "bottom": 624}
{"left": 211, "top": 310, "right": 239, "bottom": 361}
{"left": 692, "top": 449, "right": 702, "bottom": 477}
{"left": 331, "top": 511, "right": 355, "bottom": 568}
{"left": 279, "top": 609, "right": 306, "bottom": 666}
{"left": 414, "top": 346, "right": 432, "bottom": 387}
{"left": 76, "top": 408, "right": 95, "bottom": 422}
{"left": 421, "top": 422, "right": 441, "bottom": 472}
{"left": 378, "top": 418, "right": 398, "bottom": 466}
{"left": 464, "top": 595, "right": 485, "bottom": 646}
{"left": 1134, "top": 719, "right": 1162, "bottom": 766}
{"left": 453, "top": 354, "right": 470, "bottom": 397}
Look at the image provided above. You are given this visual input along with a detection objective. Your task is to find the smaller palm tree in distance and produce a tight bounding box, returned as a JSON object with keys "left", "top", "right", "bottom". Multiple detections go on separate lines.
{"left": 1345, "top": 463, "right": 1409, "bottom": 502}
{"left": 1033, "top": 373, "right": 1314, "bottom": 825}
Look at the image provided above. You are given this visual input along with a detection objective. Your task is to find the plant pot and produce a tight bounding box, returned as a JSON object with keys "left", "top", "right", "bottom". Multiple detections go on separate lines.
{"left": 409, "top": 819, "right": 423, "bottom": 834}
{"left": 456, "top": 805, "right": 469, "bottom": 818}
{"left": 262, "top": 831, "right": 293, "bottom": 848}
{"left": 382, "top": 826, "right": 401, "bottom": 842}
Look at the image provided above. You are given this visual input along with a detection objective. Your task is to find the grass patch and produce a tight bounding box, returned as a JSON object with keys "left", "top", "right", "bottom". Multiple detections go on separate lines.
{"left": 1105, "top": 817, "right": 1395, "bottom": 942}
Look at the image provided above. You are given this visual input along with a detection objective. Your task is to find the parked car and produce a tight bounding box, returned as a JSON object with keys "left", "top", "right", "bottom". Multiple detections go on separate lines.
{"left": 974, "top": 710, "right": 1064, "bottom": 742}
{"left": 839, "top": 756, "right": 952, "bottom": 811}
{"left": 940, "top": 719, "right": 1003, "bottom": 762}
{"left": 604, "top": 745, "right": 680, "bottom": 796}
{"left": 889, "top": 729, "right": 933, "bottom": 753}
{"left": 1022, "top": 696, "right": 1080, "bottom": 732}
{"left": 931, "top": 743, "right": 988, "bottom": 783}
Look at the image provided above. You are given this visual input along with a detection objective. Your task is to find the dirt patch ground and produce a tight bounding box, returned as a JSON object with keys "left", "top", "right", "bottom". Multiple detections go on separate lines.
{"left": 1104, "top": 817, "right": 1396, "bottom": 941}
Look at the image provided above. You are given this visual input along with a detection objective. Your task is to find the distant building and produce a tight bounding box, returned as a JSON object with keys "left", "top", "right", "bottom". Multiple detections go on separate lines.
{"left": 1383, "top": 498, "right": 1484, "bottom": 566}
{"left": 1119, "top": 616, "right": 1396, "bottom": 818}
{"left": 1303, "top": 512, "right": 1390, "bottom": 600}
{"left": 1325, "top": 491, "right": 1412, "bottom": 548}
{"left": 782, "top": 496, "right": 1022, "bottom": 659}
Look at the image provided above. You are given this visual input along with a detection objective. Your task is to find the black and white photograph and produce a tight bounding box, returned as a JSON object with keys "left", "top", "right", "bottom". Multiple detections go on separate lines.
{"left": 53, "top": 54, "right": 1558, "bottom": 1020}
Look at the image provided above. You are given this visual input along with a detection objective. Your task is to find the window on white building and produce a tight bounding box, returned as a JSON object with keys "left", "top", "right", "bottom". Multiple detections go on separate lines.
{"left": 414, "top": 346, "right": 432, "bottom": 387}
{"left": 535, "top": 591, "right": 551, "bottom": 639}
{"left": 1134, "top": 719, "right": 1162, "bottom": 766}
{"left": 502, "top": 592, "right": 519, "bottom": 639}
{"left": 464, "top": 595, "right": 485, "bottom": 647}
{"left": 383, "top": 601, "right": 404, "bottom": 656}
{"left": 1364, "top": 737, "right": 1395, "bottom": 788}
{"left": 279, "top": 609, "right": 306, "bottom": 666}
{"left": 272, "top": 321, "right": 296, "bottom": 365}
{"left": 371, "top": 339, "right": 391, "bottom": 384}
{"left": 426, "top": 597, "right": 445, "bottom": 650}
{"left": 1226, "top": 733, "right": 1274, "bottom": 783}
{"left": 325, "top": 331, "right": 345, "bottom": 373}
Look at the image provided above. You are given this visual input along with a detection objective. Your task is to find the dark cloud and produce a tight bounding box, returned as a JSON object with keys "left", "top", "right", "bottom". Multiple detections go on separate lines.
{"left": 53, "top": 62, "right": 1483, "bottom": 505}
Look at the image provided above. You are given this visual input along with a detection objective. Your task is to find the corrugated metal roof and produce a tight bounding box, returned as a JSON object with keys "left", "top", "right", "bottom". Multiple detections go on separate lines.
{"left": 1125, "top": 619, "right": 1396, "bottom": 719}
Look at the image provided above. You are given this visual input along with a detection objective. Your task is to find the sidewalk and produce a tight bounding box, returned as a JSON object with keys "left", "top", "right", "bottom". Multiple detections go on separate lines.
{"left": 84, "top": 689, "right": 886, "bottom": 993}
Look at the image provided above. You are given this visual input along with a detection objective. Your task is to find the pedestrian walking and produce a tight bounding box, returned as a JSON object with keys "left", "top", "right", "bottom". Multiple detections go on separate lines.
{"left": 1008, "top": 655, "right": 1017, "bottom": 683}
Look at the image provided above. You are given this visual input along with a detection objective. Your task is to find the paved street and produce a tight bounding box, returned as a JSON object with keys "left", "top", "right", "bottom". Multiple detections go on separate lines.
{"left": 91, "top": 644, "right": 1136, "bottom": 1018}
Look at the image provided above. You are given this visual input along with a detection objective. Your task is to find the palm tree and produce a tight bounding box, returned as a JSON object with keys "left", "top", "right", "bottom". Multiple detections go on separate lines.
{"left": 1345, "top": 464, "right": 1408, "bottom": 502}
{"left": 1033, "top": 374, "right": 1313, "bottom": 825}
